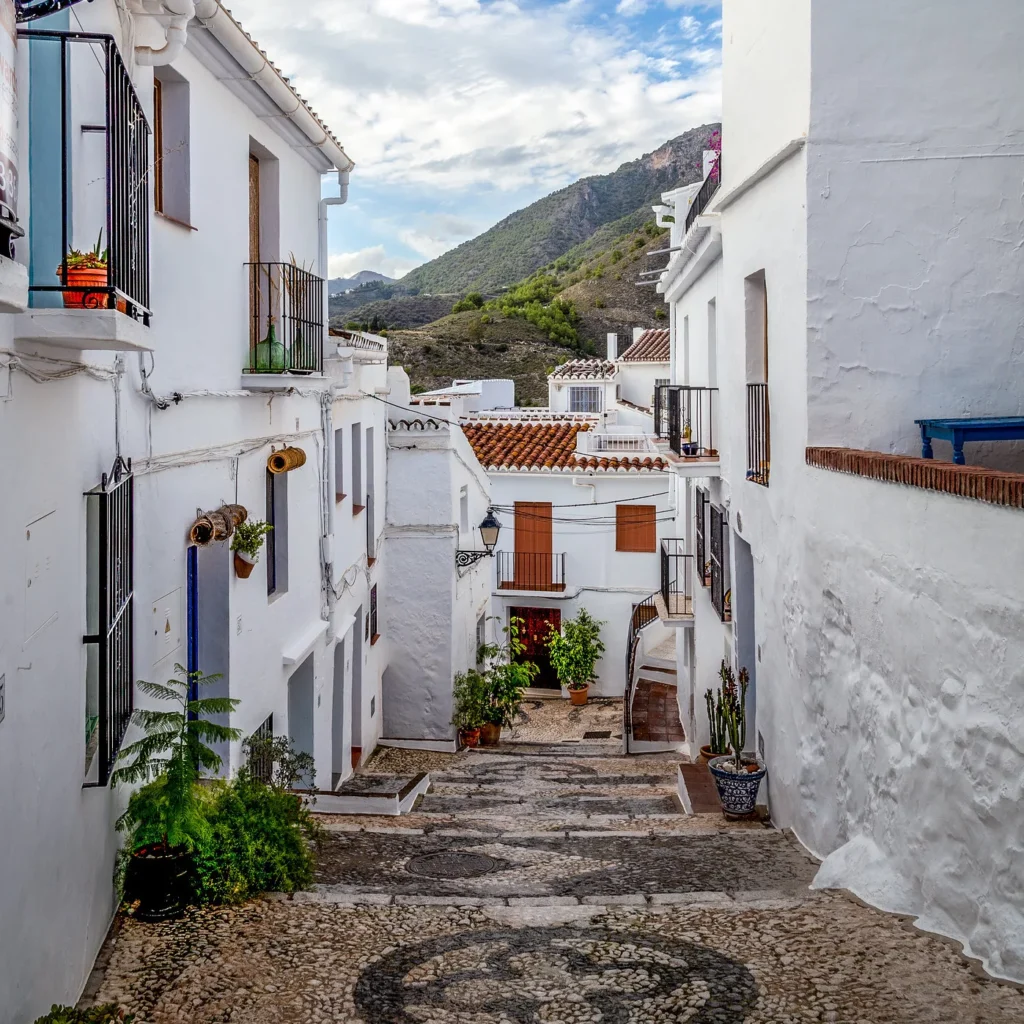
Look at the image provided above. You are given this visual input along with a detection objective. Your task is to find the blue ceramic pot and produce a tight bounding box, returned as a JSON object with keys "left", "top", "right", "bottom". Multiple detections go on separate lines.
{"left": 708, "top": 755, "right": 766, "bottom": 817}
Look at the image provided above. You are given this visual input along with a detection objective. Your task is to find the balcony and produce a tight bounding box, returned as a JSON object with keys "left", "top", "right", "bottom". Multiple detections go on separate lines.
{"left": 497, "top": 551, "right": 567, "bottom": 593}
{"left": 656, "top": 539, "right": 694, "bottom": 625}
{"left": 243, "top": 261, "right": 325, "bottom": 387}
{"left": 576, "top": 431, "right": 658, "bottom": 455}
{"left": 746, "top": 382, "right": 771, "bottom": 486}
{"left": 654, "top": 385, "right": 720, "bottom": 474}
{"left": 18, "top": 31, "right": 151, "bottom": 352}
{"left": 684, "top": 155, "right": 721, "bottom": 233}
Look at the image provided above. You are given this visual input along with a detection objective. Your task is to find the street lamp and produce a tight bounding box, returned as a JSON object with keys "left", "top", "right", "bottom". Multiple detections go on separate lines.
{"left": 456, "top": 508, "right": 502, "bottom": 572}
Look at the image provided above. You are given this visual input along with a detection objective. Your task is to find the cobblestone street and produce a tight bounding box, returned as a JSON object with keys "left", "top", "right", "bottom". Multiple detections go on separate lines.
{"left": 87, "top": 707, "right": 1024, "bottom": 1022}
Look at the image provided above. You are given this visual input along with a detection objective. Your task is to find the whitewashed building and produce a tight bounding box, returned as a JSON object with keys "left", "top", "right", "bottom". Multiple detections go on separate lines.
{"left": 0, "top": 3, "right": 382, "bottom": 1019}
{"left": 381, "top": 367, "right": 493, "bottom": 750}
{"left": 652, "top": 0, "right": 1024, "bottom": 983}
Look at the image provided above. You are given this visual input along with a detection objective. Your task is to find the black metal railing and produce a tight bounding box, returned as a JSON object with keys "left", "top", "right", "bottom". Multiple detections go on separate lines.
{"left": 695, "top": 487, "right": 710, "bottom": 588}
{"left": 685, "top": 155, "right": 721, "bottom": 233}
{"left": 709, "top": 503, "right": 731, "bottom": 623}
{"left": 247, "top": 714, "right": 274, "bottom": 784}
{"left": 746, "top": 382, "right": 771, "bottom": 486}
{"left": 655, "top": 385, "right": 718, "bottom": 457}
{"left": 623, "top": 593, "right": 659, "bottom": 753}
{"left": 497, "top": 551, "right": 567, "bottom": 592}
{"left": 22, "top": 31, "right": 151, "bottom": 321}
{"left": 246, "top": 262, "right": 325, "bottom": 374}
{"left": 84, "top": 456, "right": 134, "bottom": 787}
{"left": 660, "top": 540, "right": 694, "bottom": 618}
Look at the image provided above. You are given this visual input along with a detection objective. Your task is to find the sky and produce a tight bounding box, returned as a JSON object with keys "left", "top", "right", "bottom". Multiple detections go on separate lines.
{"left": 227, "top": 1, "right": 723, "bottom": 281}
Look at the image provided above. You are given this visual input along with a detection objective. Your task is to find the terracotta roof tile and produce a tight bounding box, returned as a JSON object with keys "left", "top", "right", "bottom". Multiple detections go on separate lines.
{"left": 462, "top": 421, "right": 667, "bottom": 473}
{"left": 619, "top": 329, "right": 670, "bottom": 362}
{"left": 549, "top": 359, "right": 616, "bottom": 381}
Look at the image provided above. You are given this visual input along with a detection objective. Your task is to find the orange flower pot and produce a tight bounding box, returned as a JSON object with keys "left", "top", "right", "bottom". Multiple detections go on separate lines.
{"left": 569, "top": 685, "right": 589, "bottom": 706}
{"left": 59, "top": 266, "right": 127, "bottom": 312}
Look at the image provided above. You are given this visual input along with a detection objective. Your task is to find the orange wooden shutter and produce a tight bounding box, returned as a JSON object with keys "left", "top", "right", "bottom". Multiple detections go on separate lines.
{"left": 616, "top": 505, "right": 656, "bottom": 553}
{"left": 514, "top": 502, "right": 552, "bottom": 588}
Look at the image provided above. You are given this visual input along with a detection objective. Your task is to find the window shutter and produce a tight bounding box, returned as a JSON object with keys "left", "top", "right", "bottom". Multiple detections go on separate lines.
{"left": 616, "top": 505, "right": 656, "bottom": 553}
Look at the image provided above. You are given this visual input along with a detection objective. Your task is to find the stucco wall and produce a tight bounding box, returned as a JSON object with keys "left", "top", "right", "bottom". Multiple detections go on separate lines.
{"left": 617, "top": 362, "right": 666, "bottom": 411}
{"left": 806, "top": 1, "right": 1024, "bottom": 467}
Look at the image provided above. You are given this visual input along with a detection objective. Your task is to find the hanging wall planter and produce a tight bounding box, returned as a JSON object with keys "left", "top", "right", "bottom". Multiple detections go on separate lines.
{"left": 268, "top": 447, "right": 307, "bottom": 474}
{"left": 231, "top": 520, "right": 274, "bottom": 579}
{"left": 234, "top": 551, "right": 257, "bottom": 579}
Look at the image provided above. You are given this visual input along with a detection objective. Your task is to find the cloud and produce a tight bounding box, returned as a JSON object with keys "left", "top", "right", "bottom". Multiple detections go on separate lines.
{"left": 226, "top": 0, "right": 721, "bottom": 194}
{"left": 615, "top": 0, "right": 648, "bottom": 14}
{"left": 329, "top": 246, "right": 419, "bottom": 280}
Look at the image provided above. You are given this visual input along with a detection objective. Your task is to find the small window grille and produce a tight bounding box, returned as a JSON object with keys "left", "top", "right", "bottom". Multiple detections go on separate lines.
{"left": 84, "top": 457, "right": 134, "bottom": 787}
{"left": 569, "top": 386, "right": 601, "bottom": 413}
{"left": 369, "top": 584, "right": 379, "bottom": 642}
{"left": 248, "top": 714, "right": 274, "bottom": 784}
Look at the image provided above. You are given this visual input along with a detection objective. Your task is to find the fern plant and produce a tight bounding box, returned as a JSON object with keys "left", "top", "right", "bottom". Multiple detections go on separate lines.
{"left": 112, "top": 665, "right": 241, "bottom": 853}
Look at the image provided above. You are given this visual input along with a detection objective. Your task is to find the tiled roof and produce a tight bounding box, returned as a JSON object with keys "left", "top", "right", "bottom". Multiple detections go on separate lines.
{"left": 549, "top": 359, "right": 616, "bottom": 381}
{"left": 462, "top": 421, "right": 668, "bottom": 473}
{"left": 620, "top": 329, "right": 670, "bottom": 362}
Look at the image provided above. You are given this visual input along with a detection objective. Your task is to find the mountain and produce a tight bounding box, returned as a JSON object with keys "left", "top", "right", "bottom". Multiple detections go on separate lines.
{"left": 398, "top": 124, "right": 719, "bottom": 295}
{"left": 328, "top": 270, "right": 394, "bottom": 295}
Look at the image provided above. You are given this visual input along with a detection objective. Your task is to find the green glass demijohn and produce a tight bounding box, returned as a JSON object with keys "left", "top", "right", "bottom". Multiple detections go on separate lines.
{"left": 254, "top": 317, "right": 287, "bottom": 372}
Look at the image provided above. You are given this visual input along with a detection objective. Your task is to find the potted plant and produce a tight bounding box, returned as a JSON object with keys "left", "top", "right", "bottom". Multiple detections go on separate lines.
{"left": 548, "top": 608, "right": 605, "bottom": 706}
{"left": 58, "top": 229, "right": 125, "bottom": 311}
{"left": 113, "top": 666, "right": 240, "bottom": 920}
{"left": 478, "top": 617, "right": 538, "bottom": 745}
{"left": 230, "top": 519, "right": 273, "bottom": 578}
{"left": 700, "top": 661, "right": 736, "bottom": 761}
{"left": 706, "top": 663, "right": 767, "bottom": 818}
{"left": 452, "top": 669, "right": 488, "bottom": 748}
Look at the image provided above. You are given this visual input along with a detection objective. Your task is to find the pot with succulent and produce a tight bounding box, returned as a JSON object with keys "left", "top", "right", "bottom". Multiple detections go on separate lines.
{"left": 478, "top": 616, "right": 538, "bottom": 746}
{"left": 113, "top": 666, "right": 240, "bottom": 921}
{"left": 58, "top": 229, "right": 126, "bottom": 312}
{"left": 700, "top": 661, "right": 737, "bottom": 761}
{"left": 706, "top": 661, "right": 767, "bottom": 818}
{"left": 548, "top": 608, "right": 605, "bottom": 707}
{"left": 230, "top": 518, "right": 273, "bottom": 579}
{"left": 451, "top": 668, "right": 489, "bottom": 748}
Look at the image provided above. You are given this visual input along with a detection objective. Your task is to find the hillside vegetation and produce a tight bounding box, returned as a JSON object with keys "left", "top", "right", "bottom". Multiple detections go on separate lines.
{"left": 386, "top": 220, "right": 669, "bottom": 401}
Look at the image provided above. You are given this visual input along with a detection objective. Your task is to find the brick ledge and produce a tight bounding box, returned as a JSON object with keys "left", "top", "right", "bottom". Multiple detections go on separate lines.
{"left": 806, "top": 447, "right": 1024, "bottom": 510}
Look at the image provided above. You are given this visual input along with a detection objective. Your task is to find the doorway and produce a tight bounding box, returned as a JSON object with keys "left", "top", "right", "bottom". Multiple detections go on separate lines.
{"left": 350, "top": 606, "right": 364, "bottom": 768}
{"left": 287, "top": 653, "right": 314, "bottom": 761}
{"left": 331, "top": 639, "right": 347, "bottom": 789}
{"left": 511, "top": 606, "right": 561, "bottom": 689}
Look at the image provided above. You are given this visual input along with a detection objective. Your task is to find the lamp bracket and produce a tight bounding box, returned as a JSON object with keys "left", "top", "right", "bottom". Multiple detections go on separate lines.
{"left": 455, "top": 549, "right": 491, "bottom": 576}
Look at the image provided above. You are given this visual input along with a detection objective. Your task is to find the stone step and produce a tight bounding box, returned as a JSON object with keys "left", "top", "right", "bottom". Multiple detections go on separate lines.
{"left": 415, "top": 794, "right": 683, "bottom": 816}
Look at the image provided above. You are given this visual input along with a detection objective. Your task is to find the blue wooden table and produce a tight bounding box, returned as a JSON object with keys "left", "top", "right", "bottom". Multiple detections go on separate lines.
{"left": 915, "top": 416, "right": 1024, "bottom": 465}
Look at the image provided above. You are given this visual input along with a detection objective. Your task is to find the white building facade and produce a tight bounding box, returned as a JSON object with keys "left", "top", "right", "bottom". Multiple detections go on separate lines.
{"left": 0, "top": 3, "right": 383, "bottom": 1019}
{"left": 654, "top": 0, "right": 1024, "bottom": 983}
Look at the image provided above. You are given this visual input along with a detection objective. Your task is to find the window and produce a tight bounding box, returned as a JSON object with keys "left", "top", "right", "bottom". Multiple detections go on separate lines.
{"left": 153, "top": 68, "right": 191, "bottom": 225}
{"left": 351, "top": 422, "right": 363, "bottom": 514}
{"left": 247, "top": 714, "right": 274, "bottom": 784}
{"left": 369, "top": 584, "right": 379, "bottom": 644}
{"left": 695, "top": 487, "right": 710, "bottom": 587}
{"left": 266, "top": 468, "right": 289, "bottom": 597}
{"left": 615, "top": 505, "right": 657, "bottom": 553}
{"left": 710, "top": 504, "right": 731, "bottom": 622}
{"left": 366, "top": 427, "right": 376, "bottom": 560}
{"left": 569, "top": 386, "right": 601, "bottom": 413}
{"left": 334, "top": 427, "right": 345, "bottom": 502}
{"left": 476, "top": 614, "right": 487, "bottom": 667}
{"left": 84, "top": 458, "right": 134, "bottom": 787}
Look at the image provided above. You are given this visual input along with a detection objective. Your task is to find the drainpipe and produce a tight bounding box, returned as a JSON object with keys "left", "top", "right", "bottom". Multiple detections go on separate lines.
{"left": 135, "top": 0, "right": 196, "bottom": 67}
{"left": 571, "top": 476, "right": 596, "bottom": 503}
{"left": 319, "top": 169, "right": 350, "bottom": 328}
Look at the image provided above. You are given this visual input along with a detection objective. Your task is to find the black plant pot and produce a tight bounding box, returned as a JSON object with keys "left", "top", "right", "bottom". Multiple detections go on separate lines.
{"left": 125, "top": 844, "right": 192, "bottom": 921}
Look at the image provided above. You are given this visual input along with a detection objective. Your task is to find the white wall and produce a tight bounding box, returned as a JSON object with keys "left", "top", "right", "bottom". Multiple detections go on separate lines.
{"left": 617, "top": 362, "right": 667, "bottom": 411}
{"left": 383, "top": 402, "right": 492, "bottom": 744}
{"left": 488, "top": 471, "right": 672, "bottom": 696}
{"left": 805, "top": 1, "right": 1024, "bottom": 469}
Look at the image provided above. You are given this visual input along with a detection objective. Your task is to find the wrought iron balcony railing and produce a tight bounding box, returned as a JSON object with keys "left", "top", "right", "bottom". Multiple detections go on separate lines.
{"left": 746, "top": 382, "right": 771, "bottom": 486}
{"left": 497, "top": 551, "right": 567, "bottom": 593}
{"left": 246, "top": 262, "right": 325, "bottom": 374}
{"left": 22, "top": 31, "right": 151, "bottom": 321}
{"left": 654, "top": 385, "right": 719, "bottom": 458}
{"left": 684, "top": 155, "right": 721, "bottom": 233}
{"left": 660, "top": 539, "right": 693, "bottom": 618}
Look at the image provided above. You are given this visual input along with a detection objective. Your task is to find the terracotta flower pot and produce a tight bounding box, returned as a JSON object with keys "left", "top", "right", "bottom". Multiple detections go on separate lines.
{"left": 59, "top": 266, "right": 127, "bottom": 312}
{"left": 234, "top": 551, "right": 257, "bottom": 579}
{"left": 479, "top": 722, "right": 501, "bottom": 747}
{"left": 699, "top": 744, "right": 729, "bottom": 762}
{"left": 460, "top": 727, "right": 481, "bottom": 749}
{"left": 569, "top": 685, "right": 589, "bottom": 706}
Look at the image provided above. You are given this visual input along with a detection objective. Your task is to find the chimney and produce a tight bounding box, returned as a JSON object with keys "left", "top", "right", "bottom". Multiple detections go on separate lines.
{"left": 633, "top": 327, "right": 644, "bottom": 344}
{"left": 702, "top": 149, "right": 716, "bottom": 180}
{"left": 607, "top": 333, "right": 618, "bottom": 361}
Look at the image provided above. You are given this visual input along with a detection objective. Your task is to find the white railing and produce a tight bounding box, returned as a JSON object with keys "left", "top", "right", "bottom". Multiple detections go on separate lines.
{"left": 576, "top": 432, "right": 657, "bottom": 454}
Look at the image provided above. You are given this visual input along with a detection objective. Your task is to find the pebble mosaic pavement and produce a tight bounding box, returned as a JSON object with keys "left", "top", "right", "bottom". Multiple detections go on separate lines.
{"left": 85, "top": 701, "right": 1024, "bottom": 1022}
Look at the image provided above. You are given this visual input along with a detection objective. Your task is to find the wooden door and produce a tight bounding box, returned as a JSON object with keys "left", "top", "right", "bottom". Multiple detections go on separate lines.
{"left": 512, "top": 607, "right": 561, "bottom": 689}
{"left": 514, "top": 501, "right": 552, "bottom": 590}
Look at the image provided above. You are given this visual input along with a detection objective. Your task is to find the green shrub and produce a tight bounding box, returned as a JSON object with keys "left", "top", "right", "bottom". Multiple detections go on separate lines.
{"left": 593, "top": 298, "right": 606, "bottom": 309}
{"left": 452, "top": 292, "right": 484, "bottom": 313}
{"left": 191, "top": 772, "right": 320, "bottom": 904}
{"left": 34, "top": 1007, "right": 134, "bottom": 1024}
{"left": 610, "top": 249, "right": 623, "bottom": 263}
{"left": 654, "top": 307, "right": 667, "bottom": 320}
